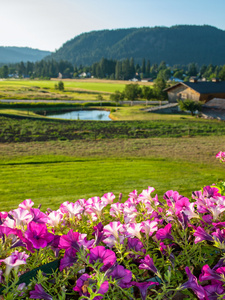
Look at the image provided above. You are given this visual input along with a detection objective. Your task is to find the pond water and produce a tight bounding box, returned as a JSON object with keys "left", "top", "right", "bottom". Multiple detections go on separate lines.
{"left": 47, "top": 110, "right": 111, "bottom": 121}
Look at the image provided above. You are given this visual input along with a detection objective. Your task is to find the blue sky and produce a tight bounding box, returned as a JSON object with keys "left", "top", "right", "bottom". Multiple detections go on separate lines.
{"left": 1, "top": 0, "right": 225, "bottom": 52}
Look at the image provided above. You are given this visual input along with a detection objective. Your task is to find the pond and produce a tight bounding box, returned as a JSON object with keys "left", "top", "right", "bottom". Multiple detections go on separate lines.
{"left": 47, "top": 110, "right": 111, "bottom": 121}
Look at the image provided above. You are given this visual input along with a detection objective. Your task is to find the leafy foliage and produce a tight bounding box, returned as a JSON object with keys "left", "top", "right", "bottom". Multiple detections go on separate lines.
{"left": 178, "top": 99, "right": 202, "bottom": 116}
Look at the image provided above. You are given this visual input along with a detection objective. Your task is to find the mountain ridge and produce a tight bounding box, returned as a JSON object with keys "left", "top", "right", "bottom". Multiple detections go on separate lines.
{"left": 47, "top": 25, "right": 225, "bottom": 66}
{"left": 0, "top": 47, "right": 51, "bottom": 64}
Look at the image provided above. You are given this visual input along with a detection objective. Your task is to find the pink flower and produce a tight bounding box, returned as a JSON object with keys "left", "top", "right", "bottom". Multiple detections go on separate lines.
{"left": 138, "top": 187, "right": 155, "bottom": 203}
{"left": 18, "top": 199, "right": 34, "bottom": 210}
{"left": 30, "top": 208, "right": 49, "bottom": 224}
{"left": 0, "top": 250, "right": 29, "bottom": 276}
{"left": 141, "top": 220, "right": 158, "bottom": 237}
{"left": 109, "top": 203, "right": 124, "bottom": 218}
{"left": 59, "top": 229, "right": 87, "bottom": 251}
{"left": 47, "top": 211, "right": 63, "bottom": 227}
{"left": 199, "top": 264, "right": 222, "bottom": 282}
{"left": 174, "top": 197, "right": 191, "bottom": 215}
{"left": 101, "top": 192, "right": 115, "bottom": 204}
{"left": 123, "top": 202, "right": 138, "bottom": 223}
{"left": 24, "top": 222, "right": 54, "bottom": 249}
{"left": 193, "top": 226, "right": 213, "bottom": 244}
{"left": 126, "top": 222, "right": 143, "bottom": 240}
{"left": 89, "top": 246, "right": 117, "bottom": 272}
{"left": 163, "top": 190, "right": 183, "bottom": 207}
{"left": 139, "top": 255, "right": 158, "bottom": 274}
{"left": 85, "top": 197, "right": 108, "bottom": 219}
{"left": 156, "top": 223, "right": 174, "bottom": 241}
{"left": 59, "top": 201, "right": 84, "bottom": 218}
{"left": 216, "top": 151, "right": 225, "bottom": 163}
{"left": 128, "top": 190, "right": 139, "bottom": 204}
{"left": 9, "top": 208, "right": 33, "bottom": 227}
{"left": 103, "top": 221, "right": 124, "bottom": 241}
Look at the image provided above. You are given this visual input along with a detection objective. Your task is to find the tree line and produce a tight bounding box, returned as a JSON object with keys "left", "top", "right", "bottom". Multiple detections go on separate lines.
{"left": 110, "top": 78, "right": 167, "bottom": 101}
{"left": 1, "top": 58, "right": 225, "bottom": 82}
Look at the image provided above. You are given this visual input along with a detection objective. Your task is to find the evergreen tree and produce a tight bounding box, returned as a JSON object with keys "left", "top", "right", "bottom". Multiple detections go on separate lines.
{"left": 2, "top": 65, "right": 9, "bottom": 78}
{"left": 146, "top": 60, "right": 151, "bottom": 76}
{"left": 115, "top": 61, "right": 122, "bottom": 80}
{"left": 141, "top": 58, "right": 146, "bottom": 75}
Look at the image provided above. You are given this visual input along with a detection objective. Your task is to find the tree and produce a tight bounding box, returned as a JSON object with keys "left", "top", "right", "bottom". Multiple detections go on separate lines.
{"left": 157, "top": 68, "right": 171, "bottom": 81}
{"left": 219, "top": 65, "right": 225, "bottom": 81}
{"left": 187, "top": 63, "right": 198, "bottom": 77}
{"left": 146, "top": 60, "right": 151, "bottom": 76}
{"left": 124, "top": 84, "right": 141, "bottom": 100}
{"left": 142, "top": 86, "right": 153, "bottom": 100}
{"left": 110, "top": 90, "right": 124, "bottom": 104}
{"left": 153, "top": 78, "right": 167, "bottom": 99}
{"left": 58, "top": 81, "right": 64, "bottom": 91}
{"left": 178, "top": 99, "right": 202, "bottom": 116}
{"left": 2, "top": 65, "right": 9, "bottom": 78}
{"left": 173, "top": 70, "right": 184, "bottom": 80}
{"left": 141, "top": 58, "right": 146, "bottom": 75}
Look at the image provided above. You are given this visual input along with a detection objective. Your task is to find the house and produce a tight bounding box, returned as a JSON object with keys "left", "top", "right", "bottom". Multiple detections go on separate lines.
{"left": 129, "top": 78, "right": 139, "bottom": 82}
{"left": 79, "top": 72, "right": 91, "bottom": 78}
{"left": 141, "top": 78, "right": 153, "bottom": 82}
{"left": 164, "top": 80, "right": 225, "bottom": 103}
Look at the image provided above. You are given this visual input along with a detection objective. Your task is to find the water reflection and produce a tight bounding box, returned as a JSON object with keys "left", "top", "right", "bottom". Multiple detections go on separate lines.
{"left": 47, "top": 110, "right": 111, "bottom": 121}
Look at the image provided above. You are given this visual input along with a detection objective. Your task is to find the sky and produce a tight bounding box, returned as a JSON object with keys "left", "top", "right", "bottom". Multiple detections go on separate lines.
{"left": 1, "top": 0, "right": 225, "bottom": 52}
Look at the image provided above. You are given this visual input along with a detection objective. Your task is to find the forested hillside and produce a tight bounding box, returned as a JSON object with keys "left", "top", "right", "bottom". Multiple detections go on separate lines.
{"left": 47, "top": 25, "right": 225, "bottom": 66}
{"left": 0, "top": 47, "right": 51, "bottom": 64}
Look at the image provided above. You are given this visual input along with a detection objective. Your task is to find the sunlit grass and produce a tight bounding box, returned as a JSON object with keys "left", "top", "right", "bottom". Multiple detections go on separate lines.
{"left": 0, "top": 154, "right": 224, "bottom": 212}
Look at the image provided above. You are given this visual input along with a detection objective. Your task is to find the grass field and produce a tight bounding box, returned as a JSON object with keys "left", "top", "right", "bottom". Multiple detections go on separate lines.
{"left": 0, "top": 136, "right": 224, "bottom": 212}
{"left": 0, "top": 79, "right": 136, "bottom": 100}
{"left": 0, "top": 115, "right": 225, "bottom": 142}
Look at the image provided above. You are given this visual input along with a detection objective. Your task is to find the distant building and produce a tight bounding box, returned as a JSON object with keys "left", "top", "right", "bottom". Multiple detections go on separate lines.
{"left": 129, "top": 78, "right": 139, "bottom": 82}
{"left": 164, "top": 80, "right": 225, "bottom": 103}
{"left": 141, "top": 78, "right": 153, "bottom": 82}
{"left": 79, "top": 72, "right": 91, "bottom": 78}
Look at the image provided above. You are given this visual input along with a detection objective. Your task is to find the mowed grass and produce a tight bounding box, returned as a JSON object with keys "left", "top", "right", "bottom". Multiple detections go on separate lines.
{"left": 0, "top": 79, "right": 134, "bottom": 100}
{"left": 0, "top": 136, "right": 224, "bottom": 212}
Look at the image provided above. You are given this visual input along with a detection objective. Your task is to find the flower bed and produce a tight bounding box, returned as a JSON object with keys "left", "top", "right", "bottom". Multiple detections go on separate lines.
{"left": 0, "top": 153, "right": 224, "bottom": 299}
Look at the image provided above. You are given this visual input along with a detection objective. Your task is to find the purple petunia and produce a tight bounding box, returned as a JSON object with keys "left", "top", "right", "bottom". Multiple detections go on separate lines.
{"left": 24, "top": 221, "right": 54, "bottom": 249}
{"left": 181, "top": 267, "right": 206, "bottom": 299}
{"left": 89, "top": 246, "right": 117, "bottom": 272}
{"left": 155, "top": 223, "right": 174, "bottom": 241}
{"left": 59, "top": 248, "right": 77, "bottom": 271}
{"left": 107, "top": 264, "right": 132, "bottom": 288}
{"left": 132, "top": 281, "right": 159, "bottom": 300}
{"left": 30, "top": 284, "right": 53, "bottom": 300}
{"left": 58, "top": 229, "right": 87, "bottom": 251}
{"left": 139, "top": 255, "right": 158, "bottom": 274}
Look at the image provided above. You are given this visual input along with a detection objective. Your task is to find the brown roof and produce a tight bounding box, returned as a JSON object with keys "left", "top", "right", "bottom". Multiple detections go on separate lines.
{"left": 164, "top": 81, "right": 225, "bottom": 94}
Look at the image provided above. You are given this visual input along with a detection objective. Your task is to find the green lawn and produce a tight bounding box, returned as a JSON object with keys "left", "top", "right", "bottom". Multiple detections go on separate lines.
{"left": 0, "top": 154, "right": 224, "bottom": 212}
{"left": 0, "top": 79, "right": 129, "bottom": 101}
{"left": 0, "top": 79, "right": 127, "bottom": 93}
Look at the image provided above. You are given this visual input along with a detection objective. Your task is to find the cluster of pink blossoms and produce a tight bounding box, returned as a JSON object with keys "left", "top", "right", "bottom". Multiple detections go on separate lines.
{"left": 0, "top": 181, "right": 225, "bottom": 299}
{"left": 216, "top": 151, "right": 225, "bottom": 163}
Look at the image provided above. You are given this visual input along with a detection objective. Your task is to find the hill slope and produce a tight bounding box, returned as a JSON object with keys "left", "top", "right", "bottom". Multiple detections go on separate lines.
{"left": 0, "top": 47, "right": 51, "bottom": 64}
{"left": 48, "top": 25, "right": 225, "bottom": 66}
